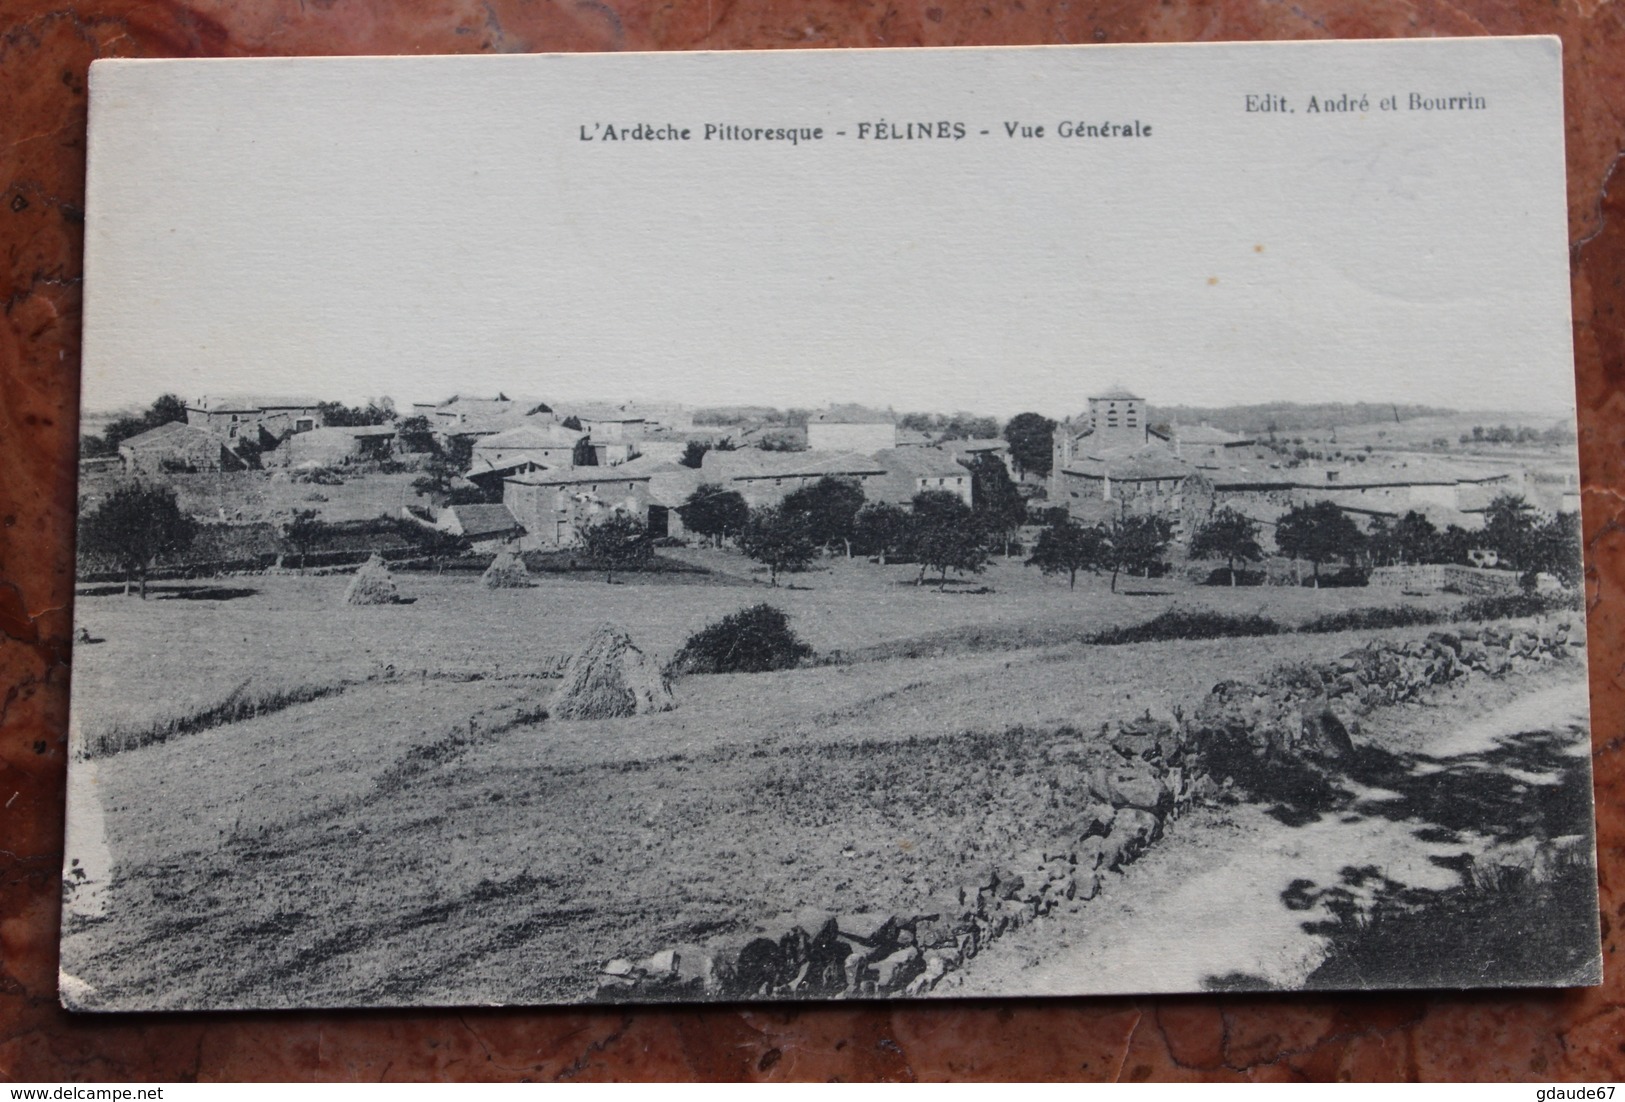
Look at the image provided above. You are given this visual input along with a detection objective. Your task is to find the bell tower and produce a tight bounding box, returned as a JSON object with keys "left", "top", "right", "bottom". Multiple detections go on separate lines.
{"left": 1087, "top": 387, "right": 1146, "bottom": 451}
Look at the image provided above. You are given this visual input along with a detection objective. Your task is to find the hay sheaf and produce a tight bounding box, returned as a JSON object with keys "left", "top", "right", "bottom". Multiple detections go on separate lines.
{"left": 342, "top": 554, "right": 400, "bottom": 606}
{"left": 482, "top": 550, "right": 534, "bottom": 589}
{"left": 550, "top": 624, "right": 675, "bottom": 719}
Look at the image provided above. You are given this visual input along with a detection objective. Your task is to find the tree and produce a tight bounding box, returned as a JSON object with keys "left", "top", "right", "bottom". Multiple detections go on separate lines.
{"left": 1275, "top": 500, "right": 1365, "bottom": 588}
{"left": 968, "top": 452, "right": 1027, "bottom": 555}
{"left": 680, "top": 440, "right": 712, "bottom": 469}
{"left": 1434, "top": 524, "right": 1472, "bottom": 567}
{"left": 1003, "top": 412, "right": 1057, "bottom": 478}
{"left": 738, "top": 505, "right": 818, "bottom": 586}
{"left": 576, "top": 512, "right": 652, "bottom": 583}
{"left": 1391, "top": 510, "right": 1440, "bottom": 565}
{"left": 782, "top": 477, "right": 866, "bottom": 556}
{"left": 79, "top": 483, "right": 197, "bottom": 598}
{"left": 280, "top": 509, "right": 330, "bottom": 572}
{"left": 942, "top": 412, "right": 999, "bottom": 441}
{"left": 1025, "top": 515, "right": 1109, "bottom": 589}
{"left": 1521, "top": 512, "right": 1583, "bottom": 589}
{"left": 101, "top": 393, "right": 189, "bottom": 451}
{"left": 910, "top": 489, "right": 987, "bottom": 589}
{"left": 412, "top": 436, "right": 477, "bottom": 501}
{"left": 852, "top": 502, "right": 912, "bottom": 564}
{"left": 233, "top": 434, "right": 265, "bottom": 470}
{"left": 396, "top": 415, "right": 436, "bottom": 453}
{"left": 678, "top": 484, "right": 750, "bottom": 547}
{"left": 148, "top": 393, "right": 188, "bottom": 426}
{"left": 316, "top": 399, "right": 394, "bottom": 427}
{"left": 1482, "top": 493, "right": 1536, "bottom": 570}
{"left": 562, "top": 415, "right": 583, "bottom": 431}
{"left": 1106, "top": 514, "right": 1173, "bottom": 592}
{"left": 1189, "top": 507, "right": 1262, "bottom": 585}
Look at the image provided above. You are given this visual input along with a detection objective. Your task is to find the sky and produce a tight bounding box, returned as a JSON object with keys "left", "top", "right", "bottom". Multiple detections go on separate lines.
{"left": 81, "top": 41, "right": 1576, "bottom": 420}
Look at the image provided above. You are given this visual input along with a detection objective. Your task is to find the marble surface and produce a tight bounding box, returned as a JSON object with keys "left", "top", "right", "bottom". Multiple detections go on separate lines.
{"left": 3, "top": 0, "right": 1624, "bottom": 1082}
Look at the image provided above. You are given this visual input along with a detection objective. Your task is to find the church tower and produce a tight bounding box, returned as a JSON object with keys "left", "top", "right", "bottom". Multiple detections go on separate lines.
{"left": 1086, "top": 387, "right": 1147, "bottom": 451}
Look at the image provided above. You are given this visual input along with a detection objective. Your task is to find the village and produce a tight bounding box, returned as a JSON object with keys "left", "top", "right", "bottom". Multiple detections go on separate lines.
{"left": 61, "top": 385, "right": 1593, "bottom": 1008}
{"left": 77, "top": 387, "right": 1581, "bottom": 591}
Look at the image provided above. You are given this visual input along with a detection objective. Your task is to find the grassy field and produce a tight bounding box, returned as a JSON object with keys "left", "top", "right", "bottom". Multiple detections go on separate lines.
{"left": 61, "top": 553, "right": 1559, "bottom": 1009}
{"left": 68, "top": 553, "right": 1469, "bottom": 740}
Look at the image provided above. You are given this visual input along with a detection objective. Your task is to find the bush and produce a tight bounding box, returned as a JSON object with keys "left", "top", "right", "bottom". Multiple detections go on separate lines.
{"left": 1200, "top": 567, "right": 1265, "bottom": 587}
{"left": 1300, "top": 566, "right": 1369, "bottom": 588}
{"left": 1299, "top": 606, "right": 1447, "bottom": 634}
{"left": 668, "top": 603, "right": 815, "bottom": 675}
{"left": 1088, "top": 609, "right": 1283, "bottom": 646}
{"left": 1456, "top": 591, "right": 1580, "bottom": 622}
{"left": 291, "top": 466, "right": 345, "bottom": 486}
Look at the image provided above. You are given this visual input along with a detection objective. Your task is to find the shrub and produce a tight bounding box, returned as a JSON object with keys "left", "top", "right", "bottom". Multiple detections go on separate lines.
{"left": 1299, "top": 606, "right": 1447, "bottom": 634}
{"left": 1456, "top": 591, "right": 1581, "bottom": 622}
{"left": 1088, "top": 609, "right": 1282, "bottom": 646}
{"left": 1300, "top": 566, "right": 1369, "bottom": 588}
{"left": 668, "top": 603, "right": 815, "bottom": 675}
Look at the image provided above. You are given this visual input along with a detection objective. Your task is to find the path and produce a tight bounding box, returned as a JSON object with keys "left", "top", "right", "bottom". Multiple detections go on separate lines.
{"left": 953, "top": 677, "right": 1593, "bottom": 996}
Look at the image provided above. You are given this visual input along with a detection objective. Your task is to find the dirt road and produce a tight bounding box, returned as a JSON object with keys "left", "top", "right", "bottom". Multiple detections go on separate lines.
{"left": 953, "top": 676, "right": 1594, "bottom": 996}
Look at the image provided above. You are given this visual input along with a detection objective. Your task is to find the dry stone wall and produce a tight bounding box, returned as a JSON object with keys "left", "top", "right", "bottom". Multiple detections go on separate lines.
{"left": 594, "top": 613, "right": 1586, "bottom": 1002}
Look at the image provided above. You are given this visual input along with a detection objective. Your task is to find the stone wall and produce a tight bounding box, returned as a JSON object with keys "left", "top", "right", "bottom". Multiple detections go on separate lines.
{"left": 1369, "top": 563, "right": 1523, "bottom": 595}
{"left": 594, "top": 613, "right": 1585, "bottom": 1002}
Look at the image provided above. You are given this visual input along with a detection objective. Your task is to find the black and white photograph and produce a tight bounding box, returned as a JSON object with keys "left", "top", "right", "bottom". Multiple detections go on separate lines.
{"left": 61, "top": 38, "right": 1599, "bottom": 1010}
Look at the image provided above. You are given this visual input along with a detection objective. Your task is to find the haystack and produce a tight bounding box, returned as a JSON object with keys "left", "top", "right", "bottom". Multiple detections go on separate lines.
{"left": 550, "top": 624, "right": 675, "bottom": 719}
{"left": 482, "top": 549, "right": 534, "bottom": 589}
{"left": 343, "top": 553, "right": 399, "bottom": 605}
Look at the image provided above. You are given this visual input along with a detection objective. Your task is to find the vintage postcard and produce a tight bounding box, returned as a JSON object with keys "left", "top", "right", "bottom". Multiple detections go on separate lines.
{"left": 63, "top": 38, "right": 1598, "bottom": 1010}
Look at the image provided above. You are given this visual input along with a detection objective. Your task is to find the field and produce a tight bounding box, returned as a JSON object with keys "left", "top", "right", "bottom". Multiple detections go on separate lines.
{"left": 59, "top": 551, "right": 1591, "bottom": 1008}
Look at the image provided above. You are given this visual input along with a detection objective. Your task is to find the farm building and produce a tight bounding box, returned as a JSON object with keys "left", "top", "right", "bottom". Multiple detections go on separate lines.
{"left": 502, "top": 467, "right": 657, "bottom": 550}
{"left": 936, "top": 437, "right": 1014, "bottom": 476}
{"left": 567, "top": 406, "right": 649, "bottom": 443}
{"left": 868, "top": 448, "right": 974, "bottom": 507}
{"left": 471, "top": 422, "right": 587, "bottom": 469}
{"left": 698, "top": 449, "right": 888, "bottom": 508}
{"left": 118, "top": 421, "right": 245, "bottom": 475}
{"left": 805, "top": 405, "right": 897, "bottom": 453}
{"left": 277, "top": 425, "right": 396, "bottom": 467}
{"left": 462, "top": 454, "right": 549, "bottom": 499}
{"left": 1050, "top": 389, "right": 1534, "bottom": 542}
{"left": 186, "top": 395, "right": 322, "bottom": 440}
{"left": 437, "top": 503, "right": 526, "bottom": 551}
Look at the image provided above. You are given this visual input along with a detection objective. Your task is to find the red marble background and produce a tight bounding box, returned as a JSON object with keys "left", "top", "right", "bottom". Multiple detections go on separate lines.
{"left": 2, "top": 0, "right": 1623, "bottom": 1082}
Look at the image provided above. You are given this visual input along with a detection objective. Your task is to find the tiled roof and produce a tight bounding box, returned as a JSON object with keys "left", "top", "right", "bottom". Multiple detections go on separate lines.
{"left": 474, "top": 423, "right": 584, "bottom": 449}
{"left": 1092, "top": 386, "right": 1143, "bottom": 401}
{"left": 120, "top": 421, "right": 215, "bottom": 448}
{"left": 442, "top": 504, "right": 524, "bottom": 537}
{"left": 701, "top": 448, "right": 887, "bottom": 480}
{"left": 507, "top": 465, "right": 657, "bottom": 487}
{"left": 1064, "top": 444, "right": 1192, "bottom": 482}
{"left": 188, "top": 395, "right": 319, "bottom": 412}
{"left": 870, "top": 448, "right": 969, "bottom": 479}
{"left": 465, "top": 454, "right": 550, "bottom": 477}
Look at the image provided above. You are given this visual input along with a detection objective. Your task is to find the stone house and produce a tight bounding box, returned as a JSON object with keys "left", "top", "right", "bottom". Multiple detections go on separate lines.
{"left": 119, "top": 421, "right": 244, "bottom": 475}
{"left": 186, "top": 395, "right": 322, "bottom": 441}
{"left": 502, "top": 467, "right": 656, "bottom": 550}
{"left": 471, "top": 422, "right": 587, "bottom": 470}
{"left": 698, "top": 449, "right": 888, "bottom": 508}
{"left": 869, "top": 448, "right": 974, "bottom": 507}
{"left": 805, "top": 405, "right": 898, "bottom": 453}
{"left": 437, "top": 503, "right": 526, "bottom": 552}
{"left": 277, "top": 425, "right": 396, "bottom": 467}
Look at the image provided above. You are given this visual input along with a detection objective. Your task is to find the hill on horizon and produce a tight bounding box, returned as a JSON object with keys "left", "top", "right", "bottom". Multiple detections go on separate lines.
{"left": 1145, "top": 402, "right": 1459, "bottom": 435}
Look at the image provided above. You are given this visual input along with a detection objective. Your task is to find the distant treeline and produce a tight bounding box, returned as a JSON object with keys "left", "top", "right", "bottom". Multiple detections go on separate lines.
{"left": 1146, "top": 402, "right": 1456, "bottom": 435}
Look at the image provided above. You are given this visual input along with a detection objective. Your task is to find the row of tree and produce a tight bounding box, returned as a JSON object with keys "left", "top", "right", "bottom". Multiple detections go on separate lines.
{"left": 674, "top": 455, "right": 1030, "bottom": 584}
{"left": 1031, "top": 494, "right": 1582, "bottom": 593}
